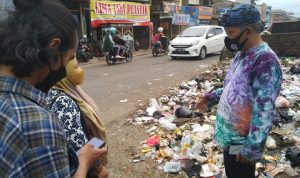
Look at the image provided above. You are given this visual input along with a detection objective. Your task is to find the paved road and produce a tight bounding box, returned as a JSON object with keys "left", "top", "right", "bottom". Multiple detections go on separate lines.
{"left": 80, "top": 53, "right": 220, "bottom": 177}
{"left": 81, "top": 53, "right": 219, "bottom": 124}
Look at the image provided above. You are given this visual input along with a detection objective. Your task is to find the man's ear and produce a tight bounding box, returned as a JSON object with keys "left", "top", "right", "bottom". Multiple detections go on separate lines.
{"left": 48, "top": 38, "right": 61, "bottom": 48}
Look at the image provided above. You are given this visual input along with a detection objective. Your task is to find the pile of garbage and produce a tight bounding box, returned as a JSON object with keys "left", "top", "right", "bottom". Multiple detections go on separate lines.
{"left": 128, "top": 58, "right": 300, "bottom": 178}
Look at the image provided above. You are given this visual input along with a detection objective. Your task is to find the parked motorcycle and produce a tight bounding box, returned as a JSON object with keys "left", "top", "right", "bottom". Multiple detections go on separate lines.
{"left": 134, "top": 39, "right": 140, "bottom": 51}
{"left": 106, "top": 44, "right": 133, "bottom": 65}
{"left": 152, "top": 36, "right": 169, "bottom": 57}
{"left": 76, "top": 43, "right": 93, "bottom": 62}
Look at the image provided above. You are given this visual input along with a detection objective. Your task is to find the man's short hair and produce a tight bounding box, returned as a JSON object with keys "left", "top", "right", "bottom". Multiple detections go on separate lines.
{"left": 241, "top": 21, "right": 263, "bottom": 33}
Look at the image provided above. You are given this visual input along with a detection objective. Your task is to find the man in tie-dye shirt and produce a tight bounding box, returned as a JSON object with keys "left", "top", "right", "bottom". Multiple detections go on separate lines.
{"left": 197, "top": 4, "right": 282, "bottom": 178}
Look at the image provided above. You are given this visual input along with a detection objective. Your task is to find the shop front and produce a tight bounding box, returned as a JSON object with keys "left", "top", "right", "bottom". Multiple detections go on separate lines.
{"left": 89, "top": 0, "right": 150, "bottom": 56}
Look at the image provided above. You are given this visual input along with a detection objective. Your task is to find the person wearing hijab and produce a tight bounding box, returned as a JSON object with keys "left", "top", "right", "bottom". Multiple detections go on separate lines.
{"left": 47, "top": 58, "right": 108, "bottom": 178}
{"left": 197, "top": 4, "right": 282, "bottom": 178}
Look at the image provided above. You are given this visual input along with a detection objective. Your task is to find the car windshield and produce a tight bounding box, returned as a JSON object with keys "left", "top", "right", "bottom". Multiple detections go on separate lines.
{"left": 180, "top": 27, "right": 207, "bottom": 37}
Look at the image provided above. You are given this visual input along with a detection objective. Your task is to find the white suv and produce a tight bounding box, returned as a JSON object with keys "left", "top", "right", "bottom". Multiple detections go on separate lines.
{"left": 168, "top": 25, "right": 226, "bottom": 59}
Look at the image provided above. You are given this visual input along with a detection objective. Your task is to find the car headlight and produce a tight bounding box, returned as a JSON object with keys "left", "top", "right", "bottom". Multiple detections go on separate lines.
{"left": 191, "top": 41, "right": 200, "bottom": 46}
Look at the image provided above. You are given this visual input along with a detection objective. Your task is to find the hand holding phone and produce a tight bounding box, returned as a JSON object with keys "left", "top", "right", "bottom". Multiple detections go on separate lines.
{"left": 87, "top": 137, "right": 106, "bottom": 148}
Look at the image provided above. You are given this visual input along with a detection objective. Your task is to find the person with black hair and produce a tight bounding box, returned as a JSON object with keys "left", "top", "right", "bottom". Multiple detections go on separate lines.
{"left": 0, "top": 0, "right": 107, "bottom": 177}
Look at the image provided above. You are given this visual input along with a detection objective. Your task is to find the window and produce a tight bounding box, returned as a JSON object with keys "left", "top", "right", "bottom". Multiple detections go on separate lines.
{"left": 207, "top": 28, "right": 216, "bottom": 36}
{"left": 215, "top": 28, "right": 224, "bottom": 35}
{"left": 180, "top": 27, "right": 208, "bottom": 37}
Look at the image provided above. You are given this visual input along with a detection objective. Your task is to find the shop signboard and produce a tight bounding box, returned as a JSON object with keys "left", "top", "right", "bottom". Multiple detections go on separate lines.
{"left": 181, "top": 6, "right": 199, "bottom": 26}
{"left": 163, "top": 2, "right": 177, "bottom": 14}
{"left": 198, "top": 6, "right": 212, "bottom": 20}
{"left": 90, "top": 0, "right": 150, "bottom": 27}
{"left": 172, "top": 14, "right": 190, "bottom": 26}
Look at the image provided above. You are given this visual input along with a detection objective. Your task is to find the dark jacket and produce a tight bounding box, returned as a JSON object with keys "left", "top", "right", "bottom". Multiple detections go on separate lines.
{"left": 112, "top": 35, "right": 126, "bottom": 45}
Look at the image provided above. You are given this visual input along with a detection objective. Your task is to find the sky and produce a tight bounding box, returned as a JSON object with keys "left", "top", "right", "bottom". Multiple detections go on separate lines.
{"left": 232, "top": 0, "right": 300, "bottom": 17}
{"left": 257, "top": 0, "right": 300, "bottom": 17}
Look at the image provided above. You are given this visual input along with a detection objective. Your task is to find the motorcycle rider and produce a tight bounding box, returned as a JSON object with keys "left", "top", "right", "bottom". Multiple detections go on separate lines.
{"left": 153, "top": 27, "right": 167, "bottom": 51}
{"left": 102, "top": 28, "right": 122, "bottom": 58}
{"left": 110, "top": 27, "right": 126, "bottom": 58}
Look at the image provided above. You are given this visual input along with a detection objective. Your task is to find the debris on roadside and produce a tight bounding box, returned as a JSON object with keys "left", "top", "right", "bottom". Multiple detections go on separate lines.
{"left": 128, "top": 57, "right": 300, "bottom": 177}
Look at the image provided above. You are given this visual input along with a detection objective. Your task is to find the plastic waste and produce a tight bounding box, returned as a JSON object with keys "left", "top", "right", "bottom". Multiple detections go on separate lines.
{"left": 152, "top": 111, "right": 165, "bottom": 119}
{"left": 192, "top": 124, "right": 213, "bottom": 133}
{"left": 275, "top": 96, "right": 290, "bottom": 108}
{"left": 277, "top": 108, "right": 294, "bottom": 124}
{"left": 146, "top": 106, "right": 156, "bottom": 116}
{"left": 159, "top": 118, "right": 176, "bottom": 130}
{"left": 288, "top": 109, "right": 296, "bottom": 117}
{"left": 203, "top": 81, "right": 214, "bottom": 92}
{"left": 149, "top": 98, "right": 159, "bottom": 107}
{"left": 290, "top": 64, "right": 300, "bottom": 74}
{"left": 168, "top": 100, "right": 177, "bottom": 107}
{"left": 286, "top": 146, "right": 300, "bottom": 167}
{"left": 190, "top": 142, "right": 204, "bottom": 159}
{"left": 175, "top": 107, "right": 193, "bottom": 118}
{"left": 146, "top": 135, "right": 160, "bottom": 147}
{"left": 164, "top": 115, "right": 177, "bottom": 123}
{"left": 163, "top": 161, "right": 181, "bottom": 173}
{"left": 181, "top": 135, "right": 192, "bottom": 147}
{"left": 184, "top": 160, "right": 202, "bottom": 178}
{"left": 187, "top": 80, "right": 197, "bottom": 86}
{"left": 179, "top": 82, "right": 190, "bottom": 90}
{"left": 266, "top": 136, "right": 277, "bottom": 150}
{"left": 293, "top": 111, "right": 300, "bottom": 121}
{"left": 158, "top": 95, "right": 169, "bottom": 104}
{"left": 200, "top": 163, "right": 219, "bottom": 177}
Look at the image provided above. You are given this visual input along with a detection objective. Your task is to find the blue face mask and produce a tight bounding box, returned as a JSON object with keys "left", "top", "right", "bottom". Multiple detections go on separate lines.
{"left": 224, "top": 30, "right": 248, "bottom": 52}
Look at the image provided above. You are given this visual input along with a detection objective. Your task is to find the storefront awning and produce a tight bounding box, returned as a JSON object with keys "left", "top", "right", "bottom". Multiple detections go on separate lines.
{"left": 133, "top": 21, "right": 151, "bottom": 26}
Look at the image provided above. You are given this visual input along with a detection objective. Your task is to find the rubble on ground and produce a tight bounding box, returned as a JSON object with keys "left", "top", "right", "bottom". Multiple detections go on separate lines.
{"left": 127, "top": 57, "right": 300, "bottom": 178}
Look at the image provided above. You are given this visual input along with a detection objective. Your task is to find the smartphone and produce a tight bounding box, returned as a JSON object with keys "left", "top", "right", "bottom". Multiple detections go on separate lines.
{"left": 87, "top": 137, "right": 106, "bottom": 148}
{"left": 229, "top": 145, "right": 243, "bottom": 155}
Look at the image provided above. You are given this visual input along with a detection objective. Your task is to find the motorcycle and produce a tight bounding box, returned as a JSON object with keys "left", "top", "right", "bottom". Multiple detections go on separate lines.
{"left": 152, "top": 36, "right": 169, "bottom": 57}
{"left": 134, "top": 39, "right": 140, "bottom": 51}
{"left": 105, "top": 44, "right": 133, "bottom": 65}
{"left": 76, "top": 43, "right": 93, "bottom": 62}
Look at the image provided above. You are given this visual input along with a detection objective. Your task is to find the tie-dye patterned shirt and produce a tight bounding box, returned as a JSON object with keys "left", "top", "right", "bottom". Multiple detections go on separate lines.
{"left": 205, "top": 43, "right": 282, "bottom": 161}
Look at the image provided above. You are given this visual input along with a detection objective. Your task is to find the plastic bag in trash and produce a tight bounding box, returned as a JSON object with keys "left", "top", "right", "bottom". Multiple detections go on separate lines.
{"left": 163, "top": 161, "right": 181, "bottom": 173}
{"left": 181, "top": 135, "right": 192, "bottom": 147}
{"left": 290, "top": 64, "right": 300, "bottom": 74}
{"left": 159, "top": 118, "right": 176, "bottom": 130}
{"left": 184, "top": 160, "right": 202, "bottom": 178}
{"left": 175, "top": 107, "right": 193, "bottom": 118}
{"left": 286, "top": 146, "right": 300, "bottom": 167}
{"left": 153, "top": 111, "right": 165, "bottom": 119}
{"left": 275, "top": 96, "right": 289, "bottom": 108}
{"left": 146, "top": 106, "right": 156, "bottom": 116}
{"left": 146, "top": 135, "right": 160, "bottom": 147}
{"left": 266, "top": 136, "right": 277, "bottom": 150}
{"left": 276, "top": 108, "right": 293, "bottom": 124}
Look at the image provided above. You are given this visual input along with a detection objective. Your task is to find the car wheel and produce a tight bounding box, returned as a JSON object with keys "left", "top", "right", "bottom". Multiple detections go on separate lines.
{"left": 199, "top": 46, "right": 206, "bottom": 59}
{"left": 171, "top": 56, "right": 177, "bottom": 60}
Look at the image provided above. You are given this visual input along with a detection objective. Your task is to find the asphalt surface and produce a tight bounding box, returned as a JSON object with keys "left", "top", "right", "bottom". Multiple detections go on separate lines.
{"left": 81, "top": 53, "right": 220, "bottom": 125}
{"left": 80, "top": 53, "right": 220, "bottom": 177}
